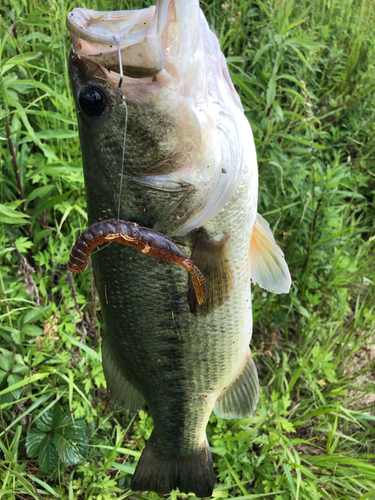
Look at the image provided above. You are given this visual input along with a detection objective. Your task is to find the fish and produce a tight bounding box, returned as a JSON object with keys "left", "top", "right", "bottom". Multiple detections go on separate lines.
{"left": 66, "top": 0, "right": 291, "bottom": 497}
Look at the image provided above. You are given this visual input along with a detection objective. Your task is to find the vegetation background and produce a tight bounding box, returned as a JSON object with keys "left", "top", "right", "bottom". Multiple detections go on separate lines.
{"left": 1, "top": 0, "right": 375, "bottom": 498}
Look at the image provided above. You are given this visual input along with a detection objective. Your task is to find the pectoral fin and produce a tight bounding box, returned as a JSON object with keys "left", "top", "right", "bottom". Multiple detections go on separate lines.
{"left": 214, "top": 350, "right": 259, "bottom": 419}
{"left": 250, "top": 213, "right": 291, "bottom": 294}
{"left": 102, "top": 339, "right": 144, "bottom": 410}
{"left": 188, "top": 229, "right": 232, "bottom": 315}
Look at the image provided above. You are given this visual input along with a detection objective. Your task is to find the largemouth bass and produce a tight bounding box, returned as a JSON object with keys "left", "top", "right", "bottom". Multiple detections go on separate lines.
{"left": 67, "top": 1, "right": 291, "bottom": 496}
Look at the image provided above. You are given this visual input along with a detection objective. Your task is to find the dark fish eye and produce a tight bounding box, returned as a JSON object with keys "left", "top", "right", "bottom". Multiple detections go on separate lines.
{"left": 79, "top": 86, "right": 106, "bottom": 117}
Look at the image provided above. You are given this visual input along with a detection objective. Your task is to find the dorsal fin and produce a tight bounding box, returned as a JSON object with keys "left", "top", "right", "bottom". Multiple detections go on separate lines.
{"left": 250, "top": 213, "right": 291, "bottom": 294}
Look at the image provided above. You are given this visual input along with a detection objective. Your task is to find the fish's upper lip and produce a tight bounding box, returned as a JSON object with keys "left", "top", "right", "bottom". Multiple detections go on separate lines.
{"left": 66, "top": 7, "right": 155, "bottom": 47}
{"left": 66, "top": 7, "right": 165, "bottom": 79}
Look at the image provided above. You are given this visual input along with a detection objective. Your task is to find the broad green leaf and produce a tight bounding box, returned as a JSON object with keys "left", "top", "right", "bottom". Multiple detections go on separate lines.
{"left": 0, "top": 392, "right": 52, "bottom": 437}
{"left": 22, "top": 324, "right": 43, "bottom": 337}
{"left": 39, "top": 437, "right": 59, "bottom": 473}
{"left": 12, "top": 364, "right": 31, "bottom": 375}
{"left": 0, "top": 203, "right": 30, "bottom": 225}
{"left": 2, "top": 200, "right": 25, "bottom": 210}
{"left": 0, "top": 355, "right": 13, "bottom": 372}
{"left": 54, "top": 418, "right": 88, "bottom": 465}
{"left": 11, "top": 329, "right": 23, "bottom": 345}
{"left": 7, "top": 374, "right": 23, "bottom": 398}
{"left": 26, "top": 428, "right": 48, "bottom": 457}
{"left": 0, "top": 325, "right": 20, "bottom": 336}
{"left": 26, "top": 184, "right": 55, "bottom": 207}
{"left": 0, "top": 214, "right": 29, "bottom": 225}
{"left": 36, "top": 406, "right": 56, "bottom": 432}
{"left": 0, "top": 203, "right": 28, "bottom": 219}
{"left": 23, "top": 305, "right": 51, "bottom": 325}
{"left": 27, "top": 404, "right": 87, "bottom": 471}
{"left": 52, "top": 404, "right": 64, "bottom": 429}
{"left": 0, "top": 371, "right": 7, "bottom": 384}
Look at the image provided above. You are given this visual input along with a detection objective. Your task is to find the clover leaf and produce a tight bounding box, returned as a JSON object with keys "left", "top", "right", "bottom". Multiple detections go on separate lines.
{"left": 26, "top": 404, "right": 88, "bottom": 473}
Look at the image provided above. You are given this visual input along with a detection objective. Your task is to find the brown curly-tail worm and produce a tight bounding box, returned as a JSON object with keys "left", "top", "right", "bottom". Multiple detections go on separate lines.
{"left": 68, "top": 219, "right": 206, "bottom": 305}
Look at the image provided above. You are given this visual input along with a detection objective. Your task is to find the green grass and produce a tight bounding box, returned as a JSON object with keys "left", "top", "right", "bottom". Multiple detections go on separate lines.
{"left": 1, "top": 0, "right": 375, "bottom": 498}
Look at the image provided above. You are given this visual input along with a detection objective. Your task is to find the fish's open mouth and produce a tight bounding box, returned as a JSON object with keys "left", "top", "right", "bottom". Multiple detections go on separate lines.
{"left": 66, "top": 6, "right": 164, "bottom": 78}
{"left": 66, "top": 0, "right": 201, "bottom": 84}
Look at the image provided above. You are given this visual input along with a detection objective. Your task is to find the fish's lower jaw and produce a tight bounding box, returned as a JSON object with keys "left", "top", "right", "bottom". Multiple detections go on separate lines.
{"left": 131, "top": 431, "right": 214, "bottom": 498}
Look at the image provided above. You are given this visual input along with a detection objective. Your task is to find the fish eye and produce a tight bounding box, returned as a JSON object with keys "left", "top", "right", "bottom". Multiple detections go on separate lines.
{"left": 79, "top": 86, "right": 106, "bottom": 117}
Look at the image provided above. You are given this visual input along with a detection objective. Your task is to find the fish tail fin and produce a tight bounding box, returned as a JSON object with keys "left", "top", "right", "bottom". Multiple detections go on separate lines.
{"left": 131, "top": 432, "right": 214, "bottom": 498}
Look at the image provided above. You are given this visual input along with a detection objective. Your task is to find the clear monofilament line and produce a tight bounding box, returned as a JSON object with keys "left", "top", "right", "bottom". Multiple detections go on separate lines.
{"left": 117, "top": 100, "right": 128, "bottom": 219}
{"left": 114, "top": 37, "right": 128, "bottom": 220}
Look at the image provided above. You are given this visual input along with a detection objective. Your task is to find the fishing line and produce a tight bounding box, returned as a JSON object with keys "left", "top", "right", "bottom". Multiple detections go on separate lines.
{"left": 114, "top": 37, "right": 128, "bottom": 221}
{"left": 90, "top": 240, "right": 114, "bottom": 256}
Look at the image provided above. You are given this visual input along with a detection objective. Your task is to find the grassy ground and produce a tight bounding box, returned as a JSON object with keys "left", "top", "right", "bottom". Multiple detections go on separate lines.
{"left": 1, "top": 0, "right": 375, "bottom": 498}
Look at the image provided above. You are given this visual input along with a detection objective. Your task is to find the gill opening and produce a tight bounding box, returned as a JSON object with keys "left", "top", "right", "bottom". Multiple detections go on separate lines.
{"left": 114, "top": 37, "right": 128, "bottom": 220}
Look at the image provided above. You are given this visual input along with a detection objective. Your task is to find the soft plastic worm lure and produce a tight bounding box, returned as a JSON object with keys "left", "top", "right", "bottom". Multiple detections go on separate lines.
{"left": 68, "top": 219, "right": 207, "bottom": 305}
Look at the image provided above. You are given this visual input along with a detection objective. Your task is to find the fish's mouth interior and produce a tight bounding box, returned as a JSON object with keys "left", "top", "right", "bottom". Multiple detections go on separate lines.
{"left": 66, "top": 6, "right": 164, "bottom": 78}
